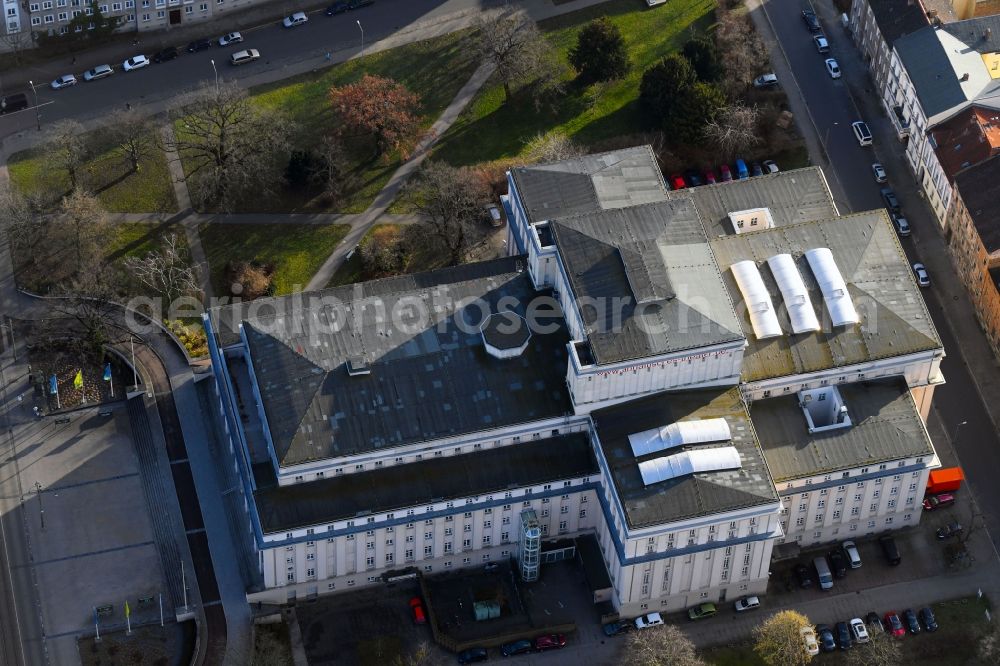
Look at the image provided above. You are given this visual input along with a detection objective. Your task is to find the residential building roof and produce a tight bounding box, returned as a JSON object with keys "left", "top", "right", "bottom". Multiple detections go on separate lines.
{"left": 592, "top": 387, "right": 779, "bottom": 529}
{"left": 509, "top": 146, "right": 669, "bottom": 224}
{"left": 685, "top": 167, "right": 839, "bottom": 237}
{"left": 709, "top": 211, "right": 942, "bottom": 383}
{"left": 253, "top": 432, "right": 598, "bottom": 533}
{"left": 931, "top": 106, "right": 1000, "bottom": 179}
{"left": 954, "top": 154, "right": 1000, "bottom": 252}
{"left": 549, "top": 200, "right": 744, "bottom": 365}
{"left": 868, "top": 0, "right": 933, "bottom": 47}
{"left": 751, "top": 378, "right": 935, "bottom": 482}
{"left": 209, "top": 257, "right": 573, "bottom": 467}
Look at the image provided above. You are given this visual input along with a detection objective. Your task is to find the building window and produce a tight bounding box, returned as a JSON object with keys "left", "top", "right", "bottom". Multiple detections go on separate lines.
{"left": 579, "top": 509, "right": 587, "bottom": 519}
{"left": 817, "top": 500, "right": 825, "bottom": 508}
{"left": 885, "top": 517, "right": 894, "bottom": 525}
{"left": 483, "top": 535, "right": 492, "bottom": 545}
{"left": 443, "top": 542, "right": 452, "bottom": 553}
{"left": 867, "top": 520, "right": 876, "bottom": 529}
{"left": 832, "top": 510, "right": 841, "bottom": 519}
{"left": 366, "top": 556, "right": 374, "bottom": 568}
{"left": 851, "top": 507, "right": 860, "bottom": 516}
{"left": 795, "top": 517, "right": 805, "bottom": 526}
{"left": 424, "top": 546, "right": 432, "bottom": 555}
{"left": 870, "top": 503, "right": 879, "bottom": 512}
{"left": 405, "top": 549, "right": 414, "bottom": 560}
{"left": 463, "top": 539, "right": 471, "bottom": 549}
{"left": 463, "top": 525, "right": 471, "bottom": 533}
{"left": 385, "top": 553, "right": 394, "bottom": 563}
{"left": 558, "top": 521, "right": 567, "bottom": 532}
{"left": 560, "top": 506, "right": 569, "bottom": 514}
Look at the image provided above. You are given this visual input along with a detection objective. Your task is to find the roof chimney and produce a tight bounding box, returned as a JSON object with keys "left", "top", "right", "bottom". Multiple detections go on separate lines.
{"left": 961, "top": 73, "right": 970, "bottom": 82}
{"left": 987, "top": 28, "right": 993, "bottom": 41}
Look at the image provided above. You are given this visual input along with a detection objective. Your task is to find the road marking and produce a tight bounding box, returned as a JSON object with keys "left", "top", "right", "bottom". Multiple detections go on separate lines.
{"left": 25, "top": 540, "right": 154, "bottom": 567}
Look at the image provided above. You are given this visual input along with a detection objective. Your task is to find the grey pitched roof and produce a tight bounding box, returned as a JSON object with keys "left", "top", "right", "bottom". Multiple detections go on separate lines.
{"left": 868, "top": 0, "right": 933, "bottom": 46}
{"left": 686, "top": 167, "right": 839, "bottom": 237}
{"left": 709, "top": 211, "right": 943, "bottom": 382}
{"left": 751, "top": 378, "right": 935, "bottom": 482}
{"left": 254, "top": 432, "right": 598, "bottom": 533}
{"left": 510, "top": 146, "right": 669, "bottom": 223}
{"left": 953, "top": 154, "right": 1000, "bottom": 252}
{"left": 895, "top": 27, "right": 971, "bottom": 118}
{"left": 549, "top": 200, "right": 744, "bottom": 365}
{"left": 592, "top": 387, "right": 778, "bottom": 529}
{"left": 211, "top": 257, "right": 573, "bottom": 467}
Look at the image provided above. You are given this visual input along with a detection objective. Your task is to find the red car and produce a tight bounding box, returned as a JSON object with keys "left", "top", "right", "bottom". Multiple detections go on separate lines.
{"left": 883, "top": 611, "right": 905, "bottom": 637}
{"left": 922, "top": 492, "right": 955, "bottom": 511}
{"left": 703, "top": 169, "right": 717, "bottom": 184}
{"left": 409, "top": 597, "right": 426, "bottom": 625}
{"left": 534, "top": 634, "right": 567, "bottom": 651}
{"left": 719, "top": 164, "right": 733, "bottom": 182}
{"left": 669, "top": 174, "right": 686, "bottom": 190}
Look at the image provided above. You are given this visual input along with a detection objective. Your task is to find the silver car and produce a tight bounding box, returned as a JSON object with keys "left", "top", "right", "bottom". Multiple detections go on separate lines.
{"left": 83, "top": 64, "right": 114, "bottom": 81}
{"left": 51, "top": 74, "right": 78, "bottom": 89}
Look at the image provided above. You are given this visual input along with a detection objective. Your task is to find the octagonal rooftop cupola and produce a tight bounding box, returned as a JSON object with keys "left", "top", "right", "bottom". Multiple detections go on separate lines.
{"left": 480, "top": 311, "right": 531, "bottom": 359}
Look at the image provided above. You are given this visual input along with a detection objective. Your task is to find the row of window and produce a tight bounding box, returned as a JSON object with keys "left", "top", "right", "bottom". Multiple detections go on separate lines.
{"left": 286, "top": 551, "right": 513, "bottom": 585}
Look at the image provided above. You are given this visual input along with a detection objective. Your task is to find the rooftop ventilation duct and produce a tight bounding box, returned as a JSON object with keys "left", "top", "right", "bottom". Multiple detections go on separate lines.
{"left": 804, "top": 248, "right": 859, "bottom": 327}
{"left": 629, "top": 418, "right": 731, "bottom": 457}
{"left": 480, "top": 311, "right": 532, "bottom": 359}
{"left": 766, "top": 253, "right": 820, "bottom": 334}
{"left": 731, "top": 260, "right": 783, "bottom": 340}
{"left": 638, "top": 446, "right": 742, "bottom": 486}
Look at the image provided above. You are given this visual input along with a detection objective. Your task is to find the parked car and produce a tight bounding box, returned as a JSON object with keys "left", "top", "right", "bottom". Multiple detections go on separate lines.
{"left": 936, "top": 521, "right": 963, "bottom": 540}
{"left": 884, "top": 612, "right": 905, "bottom": 637}
{"left": 602, "top": 621, "right": 632, "bottom": 637}
{"left": 751, "top": 162, "right": 764, "bottom": 177}
{"left": 814, "top": 34, "right": 830, "bottom": 53}
{"left": 753, "top": 73, "right": 779, "bottom": 88}
{"left": 762, "top": 159, "right": 779, "bottom": 174}
{"left": 0, "top": 93, "right": 27, "bottom": 114}
{"left": 923, "top": 492, "right": 954, "bottom": 510}
{"left": 825, "top": 58, "right": 841, "bottom": 78}
{"left": 842, "top": 540, "right": 862, "bottom": 568}
{"left": 892, "top": 211, "right": 911, "bottom": 237}
{"left": 230, "top": 49, "right": 261, "bottom": 65}
{"left": 684, "top": 170, "right": 703, "bottom": 187}
{"left": 852, "top": 120, "right": 873, "bottom": 146}
{"left": 881, "top": 187, "right": 901, "bottom": 213}
{"left": 327, "top": 0, "right": 372, "bottom": 12}
{"left": 719, "top": 164, "right": 733, "bottom": 182}
{"left": 153, "top": 46, "right": 179, "bottom": 63}
{"left": 734, "top": 158, "right": 749, "bottom": 180}
{"left": 912, "top": 262, "right": 931, "bottom": 288}
{"left": 866, "top": 612, "right": 884, "bottom": 633}
{"left": 879, "top": 534, "right": 902, "bottom": 566}
{"left": 219, "top": 31, "right": 243, "bottom": 46}
{"left": 457, "top": 647, "right": 488, "bottom": 664}
{"left": 828, "top": 548, "right": 848, "bottom": 578}
{"left": 794, "top": 562, "right": 814, "bottom": 588}
{"left": 903, "top": 609, "right": 921, "bottom": 634}
{"left": 816, "top": 624, "right": 837, "bottom": 652}
{"left": 734, "top": 596, "right": 760, "bottom": 612}
{"left": 500, "top": 639, "right": 531, "bottom": 656}
{"left": 634, "top": 612, "right": 664, "bottom": 629}
{"left": 409, "top": 597, "right": 426, "bottom": 624}
{"left": 534, "top": 634, "right": 566, "bottom": 651}
{"left": 687, "top": 603, "right": 717, "bottom": 620}
{"left": 483, "top": 561, "right": 500, "bottom": 572}
{"left": 704, "top": 169, "right": 718, "bottom": 184}
{"left": 802, "top": 10, "right": 821, "bottom": 31}
{"left": 801, "top": 626, "right": 820, "bottom": 656}
{"left": 187, "top": 39, "right": 212, "bottom": 53}
{"left": 850, "top": 618, "right": 871, "bottom": 644}
{"left": 83, "top": 64, "right": 114, "bottom": 81}
{"left": 835, "top": 621, "right": 853, "bottom": 650}
{"left": 283, "top": 11, "right": 309, "bottom": 27}
{"left": 919, "top": 607, "right": 939, "bottom": 632}
{"left": 813, "top": 555, "right": 833, "bottom": 590}
{"left": 123, "top": 55, "right": 150, "bottom": 71}
{"left": 670, "top": 174, "right": 686, "bottom": 190}
{"left": 50, "top": 74, "right": 77, "bottom": 89}
{"left": 872, "top": 162, "right": 888, "bottom": 182}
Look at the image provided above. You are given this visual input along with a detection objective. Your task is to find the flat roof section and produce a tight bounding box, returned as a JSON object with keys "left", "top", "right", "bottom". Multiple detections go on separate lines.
{"left": 253, "top": 432, "right": 598, "bottom": 534}
{"left": 550, "top": 200, "right": 744, "bottom": 365}
{"left": 710, "top": 211, "right": 942, "bottom": 382}
{"left": 751, "top": 378, "right": 935, "bottom": 482}
{"left": 592, "top": 387, "right": 778, "bottom": 529}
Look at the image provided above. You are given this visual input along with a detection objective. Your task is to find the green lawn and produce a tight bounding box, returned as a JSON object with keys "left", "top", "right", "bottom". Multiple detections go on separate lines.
{"left": 432, "top": 0, "right": 718, "bottom": 166}
{"left": 199, "top": 223, "right": 350, "bottom": 296}
{"left": 7, "top": 134, "right": 177, "bottom": 213}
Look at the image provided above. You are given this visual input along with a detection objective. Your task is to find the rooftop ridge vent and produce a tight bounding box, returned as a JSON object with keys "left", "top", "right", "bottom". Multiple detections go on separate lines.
{"left": 731, "top": 260, "right": 783, "bottom": 340}
{"left": 798, "top": 386, "right": 852, "bottom": 433}
{"left": 346, "top": 357, "right": 370, "bottom": 376}
{"left": 629, "top": 418, "right": 731, "bottom": 457}
{"left": 638, "top": 446, "right": 742, "bottom": 487}
{"left": 766, "top": 253, "right": 821, "bottom": 334}
{"left": 804, "top": 248, "right": 859, "bottom": 327}
{"left": 727, "top": 207, "right": 775, "bottom": 234}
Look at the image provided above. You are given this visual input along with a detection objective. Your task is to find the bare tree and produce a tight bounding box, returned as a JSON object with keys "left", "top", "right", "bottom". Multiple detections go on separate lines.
{"left": 124, "top": 233, "right": 201, "bottom": 304}
{"left": 477, "top": 9, "right": 552, "bottom": 102}
{"left": 313, "top": 135, "right": 354, "bottom": 204}
{"left": 54, "top": 188, "right": 112, "bottom": 275}
{"left": 524, "top": 131, "right": 584, "bottom": 163}
{"left": 108, "top": 109, "right": 155, "bottom": 173}
{"left": 714, "top": 10, "right": 765, "bottom": 92}
{"left": 167, "top": 83, "right": 293, "bottom": 211}
{"left": 360, "top": 229, "right": 406, "bottom": 276}
{"left": 705, "top": 103, "right": 762, "bottom": 160}
{"left": 754, "top": 610, "right": 814, "bottom": 666}
{"left": 44, "top": 119, "right": 90, "bottom": 191}
{"left": 50, "top": 265, "right": 130, "bottom": 352}
{"left": 0, "top": 185, "right": 49, "bottom": 265}
{"left": 622, "top": 624, "right": 706, "bottom": 666}
{"left": 408, "top": 161, "right": 490, "bottom": 266}
{"left": 846, "top": 629, "right": 902, "bottom": 666}
{"left": 0, "top": 31, "right": 33, "bottom": 64}
{"left": 392, "top": 641, "right": 447, "bottom": 666}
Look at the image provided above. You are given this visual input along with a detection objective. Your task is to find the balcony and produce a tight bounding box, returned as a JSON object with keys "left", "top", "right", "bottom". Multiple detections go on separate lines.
{"left": 891, "top": 105, "right": 911, "bottom": 139}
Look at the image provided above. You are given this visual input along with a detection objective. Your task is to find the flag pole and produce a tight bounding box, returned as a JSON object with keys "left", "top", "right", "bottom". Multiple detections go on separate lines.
{"left": 125, "top": 600, "right": 131, "bottom": 635}
{"left": 131, "top": 337, "right": 139, "bottom": 389}
{"left": 159, "top": 592, "right": 163, "bottom": 627}
{"left": 94, "top": 608, "right": 100, "bottom": 642}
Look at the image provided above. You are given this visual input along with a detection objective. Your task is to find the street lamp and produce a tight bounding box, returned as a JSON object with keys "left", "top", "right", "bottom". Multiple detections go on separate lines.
{"left": 951, "top": 420, "right": 968, "bottom": 446}
{"left": 357, "top": 19, "right": 364, "bottom": 58}
{"left": 210, "top": 59, "right": 219, "bottom": 94}
{"left": 27, "top": 79, "right": 40, "bottom": 131}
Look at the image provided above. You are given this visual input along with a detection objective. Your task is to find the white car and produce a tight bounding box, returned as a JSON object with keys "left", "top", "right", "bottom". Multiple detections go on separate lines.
{"left": 50, "top": 74, "right": 77, "bottom": 89}
{"left": 762, "top": 160, "right": 779, "bottom": 174}
{"left": 872, "top": 162, "right": 887, "bottom": 182}
{"left": 283, "top": 11, "right": 308, "bottom": 27}
{"left": 801, "top": 626, "right": 819, "bottom": 656}
{"left": 842, "top": 540, "right": 862, "bottom": 568}
{"left": 913, "top": 262, "right": 931, "bottom": 287}
{"left": 83, "top": 64, "right": 114, "bottom": 81}
{"left": 219, "top": 31, "right": 243, "bottom": 46}
{"left": 634, "top": 612, "right": 664, "bottom": 629}
{"left": 753, "top": 73, "right": 779, "bottom": 88}
{"left": 825, "top": 58, "right": 841, "bottom": 79}
{"left": 734, "top": 596, "right": 760, "bottom": 612}
{"left": 230, "top": 48, "right": 261, "bottom": 66}
{"left": 852, "top": 120, "right": 873, "bottom": 146}
{"left": 123, "top": 55, "right": 150, "bottom": 72}
{"left": 814, "top": 34, "right": 830, "bottom": 53}
{"left": 850, "top": 618, "right": 871, "bottom": 644}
